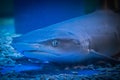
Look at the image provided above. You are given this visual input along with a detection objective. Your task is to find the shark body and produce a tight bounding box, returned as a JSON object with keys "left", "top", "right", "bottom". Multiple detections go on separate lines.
{"left": 12, "top": 10, "right": 120, "bottom": 64}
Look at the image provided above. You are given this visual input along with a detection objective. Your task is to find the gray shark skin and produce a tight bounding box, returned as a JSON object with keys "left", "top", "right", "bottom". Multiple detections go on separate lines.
{"left": 12, "top": 10, "right": 120, "bottom": 64}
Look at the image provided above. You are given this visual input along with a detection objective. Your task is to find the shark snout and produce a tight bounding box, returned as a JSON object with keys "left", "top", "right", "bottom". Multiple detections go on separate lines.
{"left": 12, "top": 43, "right": 40, "bottom": 53}
{"left": 12, "top": 42, "right": 62, "bottom": 63}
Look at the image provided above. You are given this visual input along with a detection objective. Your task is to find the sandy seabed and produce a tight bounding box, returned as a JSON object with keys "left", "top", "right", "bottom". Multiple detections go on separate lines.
{"left": 0, "top": 31, "right": 120, "bottom": 80}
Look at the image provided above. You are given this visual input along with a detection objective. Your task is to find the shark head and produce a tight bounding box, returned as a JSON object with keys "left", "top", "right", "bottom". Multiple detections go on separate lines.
{"left": 12, "top": 10, "right": 120, "bottom": 64}
{"left": 12, "top": 29, "right": 90, "bottom": 63}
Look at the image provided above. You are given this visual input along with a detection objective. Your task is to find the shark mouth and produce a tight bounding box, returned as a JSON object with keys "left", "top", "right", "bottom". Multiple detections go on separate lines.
{"left": 23, "top": 50, "right": 46, "bottom": 53}
{"left": 22, "top": 50, "right": 61, "bottom": 56}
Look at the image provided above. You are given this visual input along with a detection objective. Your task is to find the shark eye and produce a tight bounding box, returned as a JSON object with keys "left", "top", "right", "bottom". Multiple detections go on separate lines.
{"left": 52, "top": 40, "right": 59, "bottom": 47}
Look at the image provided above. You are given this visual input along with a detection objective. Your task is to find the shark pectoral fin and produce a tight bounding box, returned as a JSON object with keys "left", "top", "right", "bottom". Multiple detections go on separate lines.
{"left": 88, "top": 49, "right": 120, "bottom": 64}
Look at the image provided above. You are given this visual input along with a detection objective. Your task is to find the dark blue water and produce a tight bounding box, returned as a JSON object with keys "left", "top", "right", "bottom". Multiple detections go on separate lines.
{"left": 15, "top": 0, "right": 84, "bottom": 34}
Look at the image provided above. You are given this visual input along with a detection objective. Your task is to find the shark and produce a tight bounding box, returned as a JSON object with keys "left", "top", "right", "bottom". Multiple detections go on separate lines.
{"left": 12, "top": 10, "right": 120, "bottom": 64}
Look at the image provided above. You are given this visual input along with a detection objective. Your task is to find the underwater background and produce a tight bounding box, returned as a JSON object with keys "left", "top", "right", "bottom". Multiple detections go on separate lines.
{"left": 0, "top": 0, "right": 120, "bottom": 80}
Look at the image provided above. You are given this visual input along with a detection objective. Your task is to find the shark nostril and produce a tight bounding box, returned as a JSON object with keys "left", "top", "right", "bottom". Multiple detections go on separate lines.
{"left": 38, "top": 45, "right": 42, "bottom": 48}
